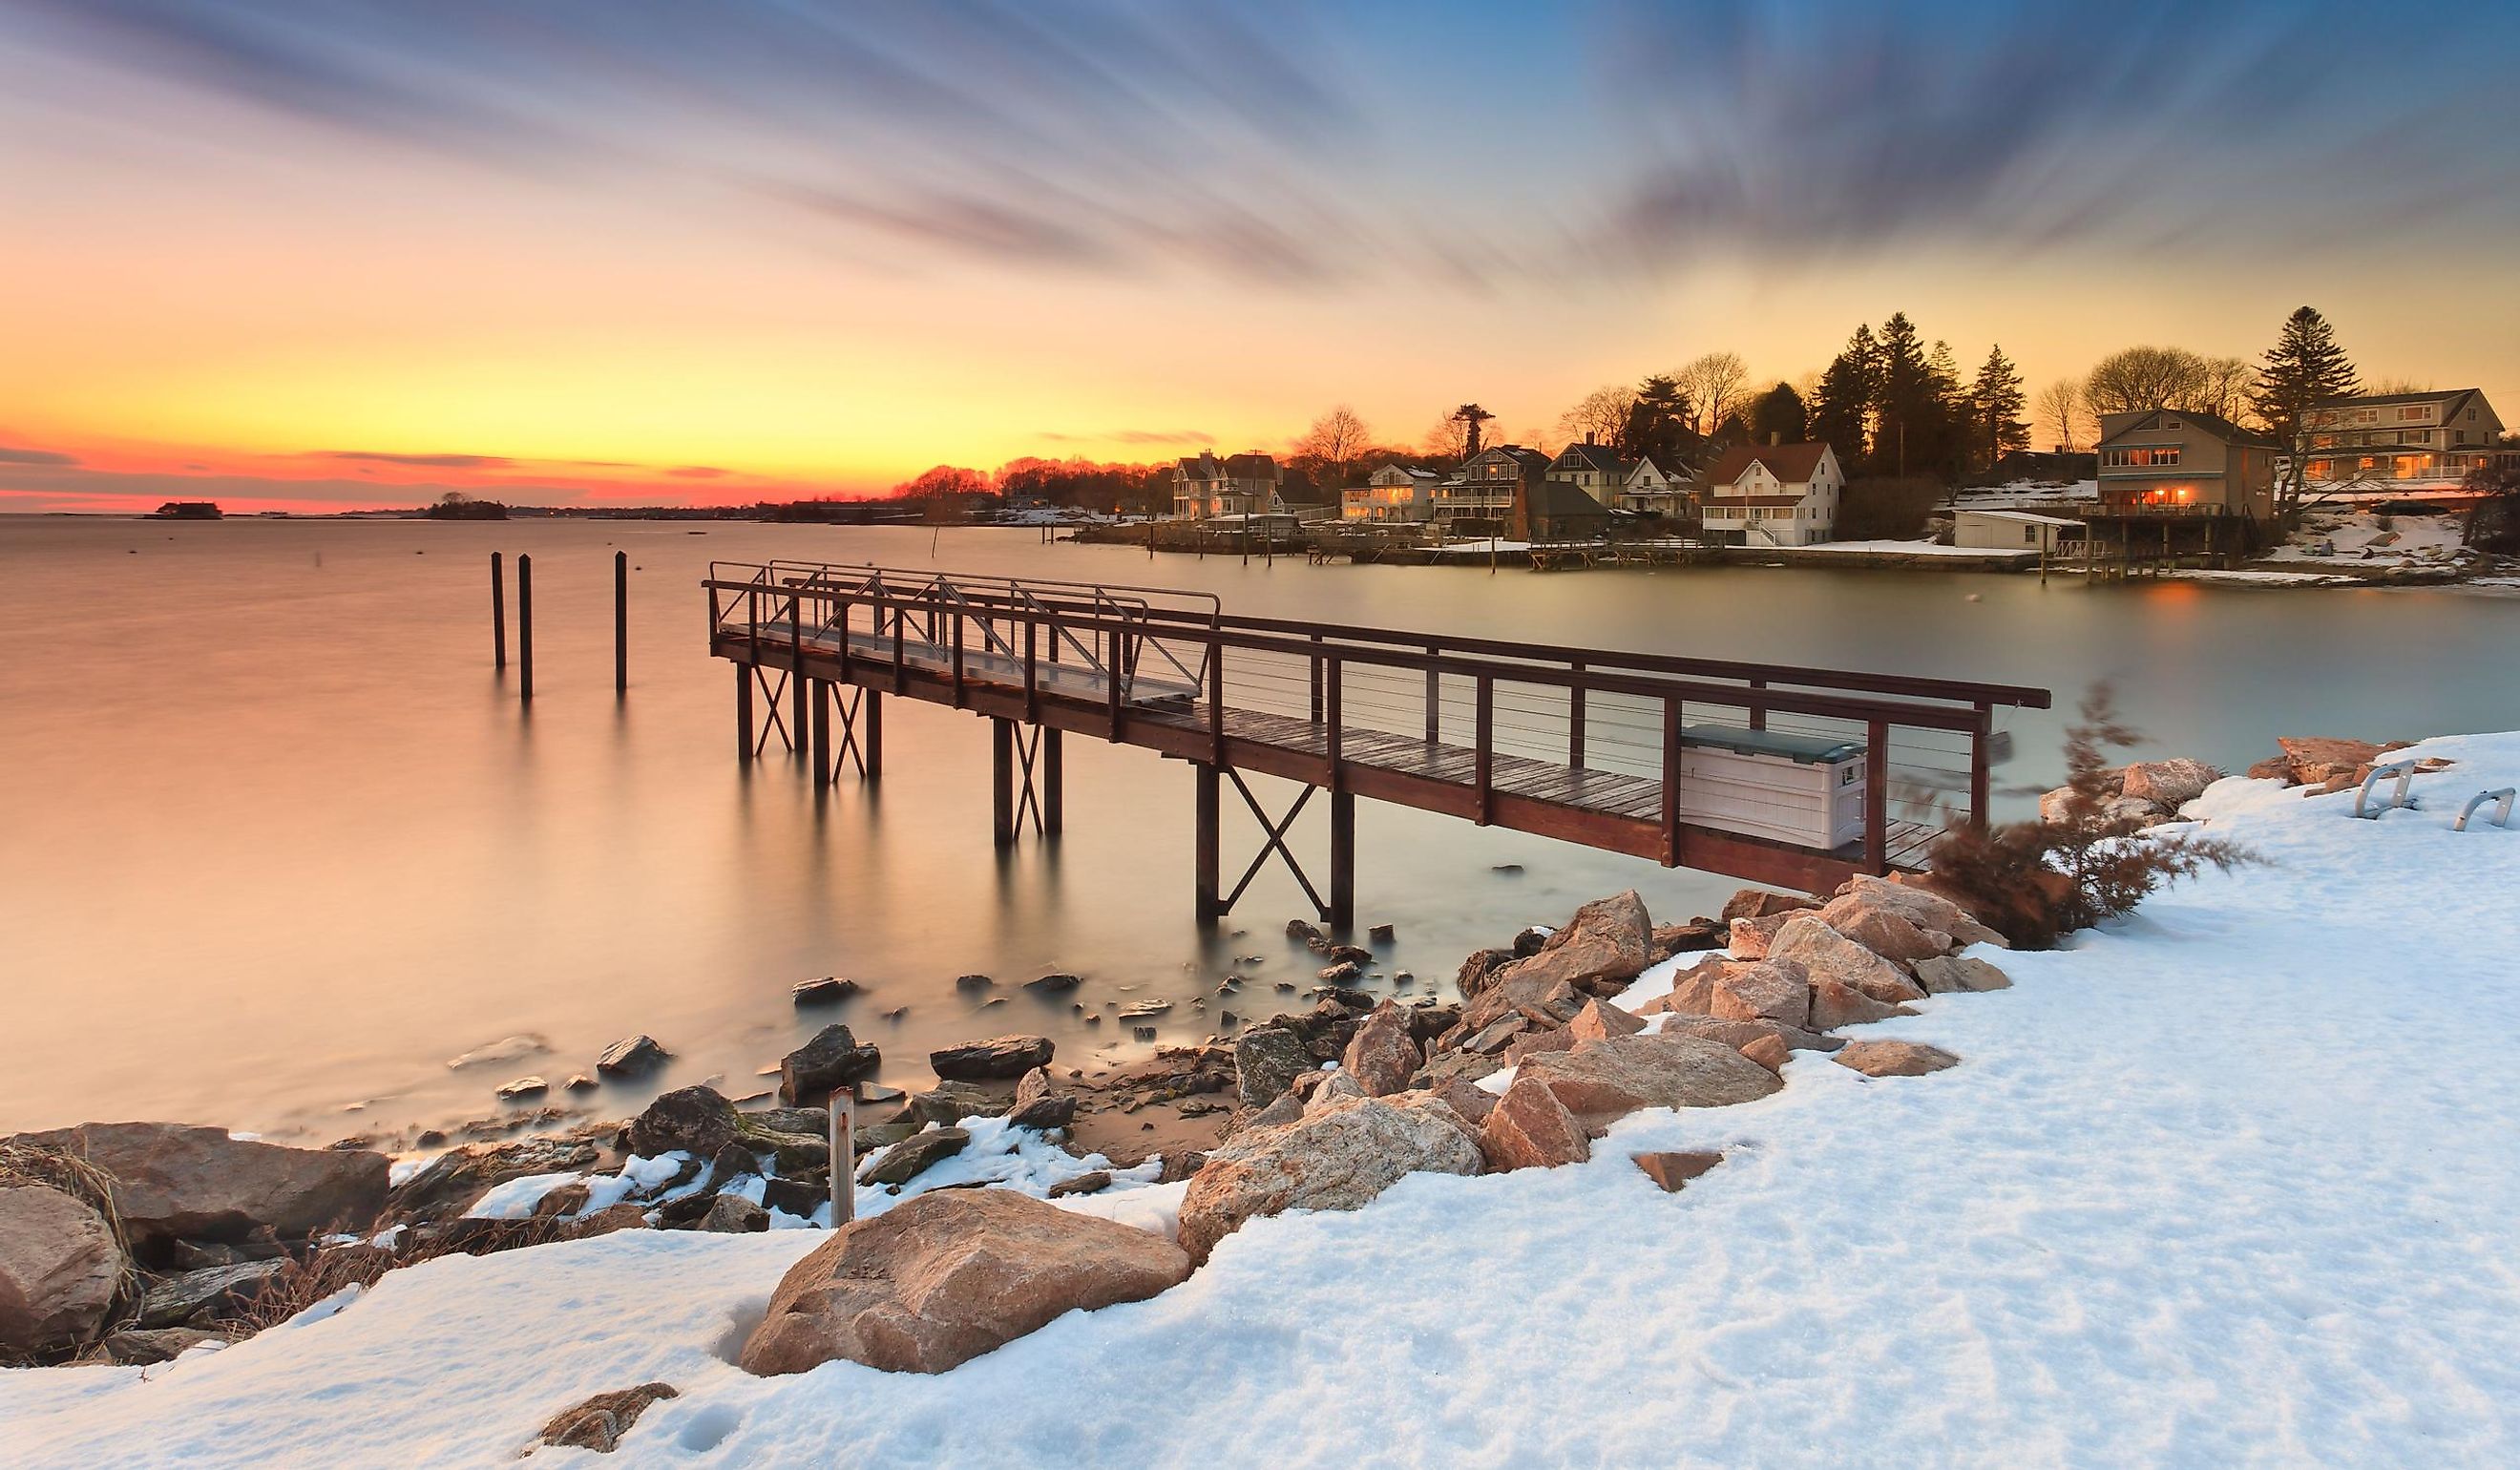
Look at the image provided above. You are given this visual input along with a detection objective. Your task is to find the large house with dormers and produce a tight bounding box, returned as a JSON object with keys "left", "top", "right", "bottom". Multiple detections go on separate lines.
{"left": 1697, "top": 441, "right": 1844, "bottom": 546}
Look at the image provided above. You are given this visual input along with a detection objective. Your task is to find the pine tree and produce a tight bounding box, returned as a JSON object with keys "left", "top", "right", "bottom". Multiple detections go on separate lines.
{"left": 1749, "top": 382, "right": 1807, "bottom": 444}
{"left": 2252, "top": 306, "right": 2358, "bottom": 510}
{"left": 1872, "top": 314, "right": 1939, "bottom": 478}
{"left": 1809, "top": 326, "right": 1880, "bottom": 468}
{"left": 1970, "top": 345, "right": 2030, "bottom": 470}
{"left": 1619, "top": 374, "right": 1698, "bottom": 466}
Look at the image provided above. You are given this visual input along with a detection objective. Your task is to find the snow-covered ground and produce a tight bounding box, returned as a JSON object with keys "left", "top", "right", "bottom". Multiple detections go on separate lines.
{"left": 1951, "top": 478, "right": 2099, "bottom": 509}
{"left": 10, "top": 733, "right": 2520, "bottom": 1467}
{"left": 1788, "top": 538, "right": 2039, "bottom": 558}
{"left": 2266, "top": 511, "right": 2466, "bottom": 566}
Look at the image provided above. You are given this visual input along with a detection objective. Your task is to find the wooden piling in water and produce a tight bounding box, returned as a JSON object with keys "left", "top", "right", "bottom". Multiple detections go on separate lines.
{"left": 614, "top": 550, "right": 628, "bottom": 693}
{"left": 516, "top": 554, "right": 534, "bottom": 703}
{"left": 829, "top": 1090, "right": 856, "bottom": 1226}
{"left": 491, "top": 552, "right": 507, "bottom": 671}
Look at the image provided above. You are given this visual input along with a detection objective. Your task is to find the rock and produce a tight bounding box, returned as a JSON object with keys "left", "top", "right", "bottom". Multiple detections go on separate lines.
{"left": 1914, "top": 956, "right": 2013, "bottom": 995}
{"left": 1315, "top": 961, "right": 1363, "bottom": 984}
{"left": 1418, "top": 1078, "right": 1498, "bottom": 1127}
{"left": 1286, "top": 919, "right": 1323, "bottom": 942}
{"left": 1511, "top": 925, "right": 1551, "bottom": 957}
{"left": 1516, "top": 1034, "right": 1782, "bottom": 1130}
{"left": 1567, "top": 998, "right": 1647, "bottom": 1041}
{"left": 1707, "top": 959, "right": 1813, "bottom": 1029}
{"left": 13, "top": 1123, "right": 389, "bottom": 1250}
{"left": 1835, "top": 1040, "right": 1962, "bottom": 1078}
{"left": 100, "top": 1326, "right": 225, "bottom": 1365}
{"left": 1657, "top": 1014, "right": 1839, "bottom": 1056}
{"left": 1047, "top": 1171, "right": 1112, "bottom": 1199}
{"left": 2107, "top": 795, "right": 2169, "bottom": 826}
{"left": 1231, "top": 1024, "right": 1313, "bottom": 1109}
{"left": 1493, "top": 891, "right": 1654, "bottom": 998}
{"left": 894, "top": 1082, "right": 1005, "bottom": 1130}
{"left": 2246, "top": 755, "right": 2297, "bottom": 784}
{"left": 2121, "top": 759, "right": 2223, "bottom": 809}
{"left": 2278, "top": 737, "right": 2383, "bottom": 785}
{"left": 859, "top": 1127, "right": 970, "bottom": 1187}
{"left": 954, "top": 974, "right": 996, "bottom": 992}
{"left": 1806, "top": 978, "right": 1917, "bottom": 1031}
{"left": 699, "top": 1194, "right": 770, "bottom": 1233}
{"left": 0, "top": 1186, "right": 124, "bottom": 1354}
{"left": 1177, "top": 1093, "right": 1481, "bottom": 1263}
{"left": 1739, "top": 1035, "right": 1792, "bottom": 1073}
{"left": 1727, "top": 912, "right": 1793, "bottom": 959}
{"left": 569, "top": 1204, "right": 654, "bottom": 1240}
{"left": 762, "top": 1177, "right": 828, "bottom": 1219}
{"left": 1814, "top": 895, "right": 1948, "bottom": 967}
{"left": 1243, "top": 1093, "right": 1305, "bottom": 1130}
{"left": 1415, "top": 1049, "right": 1504, "bottom": 1088}
{"left": 1460, "top": 1014, "right": 1527, "bottom": 1055}
{"left": 1454, "top": 947, "right": 1518, "bottom": 999}
{"left": 564, "top": 1075, "right": 600, "bottom": 1094}
{"left": 627, "top": 1086, "right": 743, "bottom": 1162}
{"left": 742, "top": 1189, "right": 1190, "bottom": 1376}
{"left": 793, "top": 976, "right": 860, "bottom": 1005}
{"left": 930, "top": 1035, "right": 1054, "bottom": 1081}
{"left": 1339, "top": 1001, "right": 1422, "bottom": 1097}
{"left": 1840, "top": 875, "right": 2008, "bottom": 951}
{"left": 533, "top": 1182, "right": 593, "bottom": 1219}
{"left": 1322, "top": 944, "right": 1375, "bottom": 966}
{"left": 1477, "top": 1076, "right": 1590, "bottom": 1172}
{"left": 1649, "top": 920, "right": 1726, "bottom": 961}
{"left": 1721, "top": 889, "right": 1818, "bottom": 922}
{"left": 1024, "top": 973, "right": 1082, "bottom": 994}
{"left": 494, "top": 1076, "right": 549, "bottom": 1101}
{"left": 780, "top": 1024, "right": 883, "bottom": 1104}
{"left": 1632, "top": 1150, "right": 1724, "bottom": 1193}
{"left": 1662, "top": 954, "right": 1729, "bottom": 1015}
{"left": 1368, "top": 923, "right": 1396, "bottom": 943}
{"left": 1404, "top": 1003, "right": 1461, "bottom": 1042}
{"left": 1500, "top": 1026, "right": 1580, "bottom": 1065}
{"left": 391, "top": 1136, "right": 603, "bottom": 1219}
{"left": 746, "top": 1106, "right": 829, "bottom": 1137}
{"left": 137, "top": 1259, "right": 284, "bottom": 1329}
{"left": 535, "top": 1382, "right": 681, "bottom": 1454}
{"left": 1768, "top": 915, "right": 1923, "bottom": 1004}
{"left": 1007, "top": 1068, "right": 1076, "bottom": 1130}
{"left": 596, "top": 1036, "right": 669, "bottom": 1077}
{"left": 2038, "top": 787, "right": 2079, "bottom": 824}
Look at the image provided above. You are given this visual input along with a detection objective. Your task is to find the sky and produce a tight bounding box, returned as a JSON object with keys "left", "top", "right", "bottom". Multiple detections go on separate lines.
{"left": 3, "top": 0, "right": 2516, "bottom": 513}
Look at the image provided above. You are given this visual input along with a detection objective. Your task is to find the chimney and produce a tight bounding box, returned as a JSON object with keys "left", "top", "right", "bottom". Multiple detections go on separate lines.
{"left": 1769, "top": 431, "right": 1780, "bottom": 447}
{"left": 1585, "top": 430, "right": 1596, "bottom": 446}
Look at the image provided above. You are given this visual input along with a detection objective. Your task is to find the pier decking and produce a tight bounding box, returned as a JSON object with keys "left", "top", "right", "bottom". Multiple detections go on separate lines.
{"left": 704, "top": 562, "right": 2048, "bottom": 924}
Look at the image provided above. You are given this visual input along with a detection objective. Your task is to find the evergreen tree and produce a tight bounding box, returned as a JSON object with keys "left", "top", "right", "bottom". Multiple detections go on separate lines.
{"left": 1808, "top": 326, "right": 1880, "bottom": 467}
{"left": 1872, "top": 314, "right": 1942, "bottom": 478}
{"left": 1969, "top": 345, "right": 2031, "bottom": 470}
{"left": 1749, "top": 382, "right": 1807, "bottom": 443}
{"left": 1619, "top": 374, "right": 1699, "bottom": 466}
{"left": 2252, "top": 306, "right": 2359, "bottom": 510}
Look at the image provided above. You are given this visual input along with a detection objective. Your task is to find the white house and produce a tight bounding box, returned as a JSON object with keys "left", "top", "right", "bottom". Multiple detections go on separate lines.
{"left": 1618, "top": 456, "right": 1690, "bottom": 518}
{"left": 1698, "top": 442, "right": 1843, "bottom": 547}
{"left": 1342, "top": 464, "right": 1439, "bottom": 523}
{"left": 1171, "top": 451, "right": 1283, "bottom": 520}
{"left": 2298, "top": 388, "right": 2515, "bottom": 497}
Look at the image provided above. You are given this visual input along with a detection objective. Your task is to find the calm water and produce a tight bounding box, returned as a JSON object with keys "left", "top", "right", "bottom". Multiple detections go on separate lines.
{"left": 3, "top": 516, "right": 2511, "bottom": 1142}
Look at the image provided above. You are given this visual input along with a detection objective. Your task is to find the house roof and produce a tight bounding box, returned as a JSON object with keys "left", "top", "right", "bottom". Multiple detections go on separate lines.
{"left": 1174, "top": 451, "right": 1221, "bottom": 478}
{"left": 1520, "top": 480, "right": 1612, "bottom": 517}
{"left": 1222, "top": 452, "right": 1280, "bottom": 479}
{"left": 1702, "top": 442, "right": 1833, "bottom": 487}
{"left": 2094, "top": 410, "right": 2281, "bottom": 451}
{"left": 2313, "top": 388, "right": 2482, "bottom": 411}
{"left": 1959, "top": 509, "right": 2086, "bottom": 527}
{"left": 1714, "top": 495, "right": 1814, "bottom": 509}
{"left": 1553, "top": 442, "right": 1626, "bottom": 473}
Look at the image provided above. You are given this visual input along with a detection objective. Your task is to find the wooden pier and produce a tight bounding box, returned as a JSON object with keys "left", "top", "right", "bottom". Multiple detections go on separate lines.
{"left": 704, "top": 562, "right": 2049, "bottom": 926}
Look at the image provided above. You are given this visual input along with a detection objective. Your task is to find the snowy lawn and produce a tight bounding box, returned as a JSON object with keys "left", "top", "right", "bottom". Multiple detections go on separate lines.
{"left": 8, "top": 734, "right": 2520, "bottom": 1467}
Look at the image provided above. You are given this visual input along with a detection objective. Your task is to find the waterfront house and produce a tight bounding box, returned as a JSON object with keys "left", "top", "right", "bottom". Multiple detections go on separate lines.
{"left": 1954, "top": 508, "right": 2083, "bottom": 554}
{"left": 2298, "top": 388, "right": 2514, "bottom": 500}
{"left": 1342, "top": 464, "right": 1440, "bottom": 523}
{"left": 1546, "top": 438, "right": 1631, "bottom": 510}
{"left": 1436, "top": 445, "right": 1549, "bottom": 535}
{"left": 2092, "top": 410, "right": 2278, "bottom": 519}
{"left": 1617, "top": 456, "right": 1692, "bottom": 519}
{"left": 1171, "top": 451, "right": 1283, "bottom": 520}
{"left": 1513, "top": 478, "right": 1614, "bottom": 543}
{"left": 1698, "top": 442, "right": 1843, "bottom": 547}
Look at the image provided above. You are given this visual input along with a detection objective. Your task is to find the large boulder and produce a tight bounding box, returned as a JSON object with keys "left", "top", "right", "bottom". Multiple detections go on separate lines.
{"left": 1233, "top": 1024, "right": 1313, "bottom": 1109}
{"left": 1914, "top": 956, "right": 2013, "bottom": 995}
{"left": 1768, "top": 916, "right": 1923, "bottom": 1004}
{"left": 1726, "top": 912, "right": 1794, "bottom": 959}
{"left": 780, "top": 1024, "right": 882, "bottom": 1104}
{"left": 1477, "top": 1077, "right": 1589, "bottom": 1172}
{"left": 627, "top": 1085, "right": 743, "bottom": 1161}
{"left": 595, "top": 1035, "right": 669, "bottom": 1077}
{"left": 13, "top": 1124, "right": 388, "bottom": 1251}
{"left": 1516, "top": 1034, "right": 1782, "bottom": 1130}
{"left": 0, "top": 1185, "right": 125, "bottom": 1355}
{"left": 741, "top": 1189, "right": 1190, "bottom": 1375}
{"left": 1720, "top": 889, "right": 1818, "bottom": 922}
{"left": 2277, "top": 737, "right": 2383, "bottom": 786}
{"left": 1567, "top": 999, "right": 1647, "bottom": 1041}
{"left": 1807, "top": 978, "right": 1916, "bottom": 1031}
{"left": 1705, "top": 959, "right": 1813, "bottom": 1029}
{"left": 136, "top": 1259, "right": 284, "bottom": 1329}
{"left": 894, "top": 1082, "right": 1006, "bottom": 1131}
{"left": 1339, "top": 1001, "right": 1421, "bottom": 1098}
{"left": 1814, "top": 894, "right": 1948, "bottom": 966}
{"left": 1834, "top": 1040, "right": 1962, "bottom": 1078}
{"left": 930, "top": 1036, "right": 1054, "bottom": 1081}
{"left": 390, "top": 1136, "right": 602, "bottom": 1219}
{"left": 858, "top": 1128, "right": 970, "bottom": 1187}
{"left": 1007, "top": 1068, "right": 1075, "bottom": 1131}
{"left": 1177, "top": 1092, "right": 1480, "bottom": 1263}
{"left": 2120, "top": 759, "right": 2223, "bottom": 809}
{"left": 1485, "top": 891, "right": 1654, "bottom": 1001}
{"left": 1837, "top": 875, "right": 2008, "bottom": 951}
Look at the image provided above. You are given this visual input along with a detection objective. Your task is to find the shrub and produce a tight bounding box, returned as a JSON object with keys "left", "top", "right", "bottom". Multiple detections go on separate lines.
{"left": 1932, "top": 683, "right": 2258, "bottom": 948}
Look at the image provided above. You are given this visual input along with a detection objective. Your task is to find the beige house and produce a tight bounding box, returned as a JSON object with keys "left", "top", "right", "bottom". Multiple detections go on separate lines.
{"left": 2094, "top": 410, "right": 2278, "bottom": 518}
{"left": 1170, "top": 451, "right": 1284, "bottom": 519}
{"left": 1699, "top": 442, "right": 1843, "bottom": 547}
{"left": 1545, "top": 440, "right": 1630, "bottom": 509}
{"left": 2299, "top": 388, "right": 2512, "bottom": 494}
{"left": 1436, "top": 446, "right": 1548, "bottom": 533}
{"left": 1954, "top": 508, "right": 2083, "bottom": 553}
{"left": 1342, "top": 464, "right": 1439, "bottom": 523}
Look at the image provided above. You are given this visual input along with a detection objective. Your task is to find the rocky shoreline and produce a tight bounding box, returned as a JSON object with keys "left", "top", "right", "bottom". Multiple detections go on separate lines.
{"left": 1, "top": 864, "right": 2023, "bottom": 1386}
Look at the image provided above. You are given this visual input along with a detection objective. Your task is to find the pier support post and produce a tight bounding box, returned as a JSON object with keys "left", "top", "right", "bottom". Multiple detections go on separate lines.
{"left": 613, "top": 551, "right": 628, "bottom": 695}
{"left": 1329, "top": 789, "right": 1354, "bottom": 930}
{"left": 865, "top": 691, "right": 884, "bottom": 780}
{"left": 992, "top": 717, "right": 1016, "bottom": 848}
{"left": 491, "top": 552, "right": 506, "bottom": 671}
{"left": 1194, "top": 763, "right": 1221, "bottom": 924}
{"left": 736, "top": 663, "right": 754, "bottom": 762}
{"left": 1042, "top": 726, "right": 1064, "bottom": 836}
{"left": 810, "top": 680, "right": 831, "bottom": 788}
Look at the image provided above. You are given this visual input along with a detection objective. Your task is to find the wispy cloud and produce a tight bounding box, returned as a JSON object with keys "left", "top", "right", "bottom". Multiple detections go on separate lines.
{"left": 0, "top": 445, "right": 80, "bottom": 467}
{"left": 1039, "top": 429, "right": 1213, "bottom": 447}
{"left": 667, "top": 466, "right": 728, "bottom": 478}
{"left": 318, "top": 451, "right": 514, "bottom": 469}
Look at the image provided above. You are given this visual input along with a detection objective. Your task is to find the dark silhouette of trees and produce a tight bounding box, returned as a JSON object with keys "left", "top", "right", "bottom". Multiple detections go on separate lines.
{"left": 2252, "top": 306, "right": 2359, "bottom": 510}
{"left": 1748, "top": 382, "right": 1807, "bottom": 444}
{"left": 1619, "top": 374, "right": 1698, "bottom": 465}
{"left": 1449, "top": 403, "right": 1497, "bottom": 458}
{"left": 1968, "top": 346, "right": 2030, "bottom": 469}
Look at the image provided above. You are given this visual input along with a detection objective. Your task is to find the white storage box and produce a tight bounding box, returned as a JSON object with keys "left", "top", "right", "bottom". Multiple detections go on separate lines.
{"left": 1673, "top": 724, "right": 1868, "bottom": 850}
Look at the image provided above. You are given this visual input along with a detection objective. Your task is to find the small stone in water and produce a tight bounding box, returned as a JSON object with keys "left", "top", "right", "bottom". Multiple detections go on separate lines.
{"left": 955, "top": 974, "right": 996, "bottom": 992}
{"left": 495, "top": 1076, "right": 548, "bottom": 1101}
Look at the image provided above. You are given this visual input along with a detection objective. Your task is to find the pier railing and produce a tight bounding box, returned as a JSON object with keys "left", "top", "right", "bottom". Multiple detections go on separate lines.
{"left": 704, "top": 560, "right": 2050, "bottom": 874}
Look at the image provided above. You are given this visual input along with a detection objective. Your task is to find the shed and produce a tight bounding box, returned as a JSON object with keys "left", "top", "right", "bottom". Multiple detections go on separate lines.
{"left": 1954, "top": 508, "right": 2084, "bottom": 552}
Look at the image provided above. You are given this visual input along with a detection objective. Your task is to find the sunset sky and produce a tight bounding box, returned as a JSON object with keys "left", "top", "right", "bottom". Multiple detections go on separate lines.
{"left": 4, "top": 0, "right": 2516, "bottom": 513}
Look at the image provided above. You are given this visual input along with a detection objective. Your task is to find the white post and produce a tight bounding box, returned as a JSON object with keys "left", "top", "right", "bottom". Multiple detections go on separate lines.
{"left": 829, "top": 1089, "right": 857, "bottom": 1226}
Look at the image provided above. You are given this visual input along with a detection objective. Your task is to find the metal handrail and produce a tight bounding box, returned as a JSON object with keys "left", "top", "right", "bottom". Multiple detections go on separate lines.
{"left": 2454, "top": 788, "right": 2514, "bottom": 831}
{"left": 2351, "top": 761, "right": 2418, "bottom": 818}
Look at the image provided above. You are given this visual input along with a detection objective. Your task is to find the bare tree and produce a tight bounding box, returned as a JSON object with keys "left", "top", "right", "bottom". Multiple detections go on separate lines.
{"left": 1293, "top": 405, "right": 1371, "bottom": 482}
{"left": 2363, "top": 376, "right": 2433, "bottom": 396}
{"left": 1674, "top": 351, "right": 1751, "bottom": 434}
{"left": 2083, "top": 346, "right": 2210, "bottom": 415}
{"left": 1422, "top": 412, "right": 1474, "bottom": 459}
{"left": 2034, "top": 379, "right": 2088, "bottom": 452}
{"left": 1554, "top": 384, "right": 1635, "bottom": 447}
{"left": 2187, "top": 356, "right": 2257, "bottom": 423}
